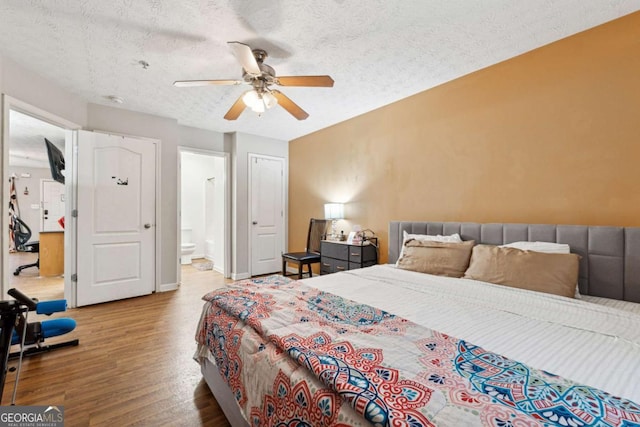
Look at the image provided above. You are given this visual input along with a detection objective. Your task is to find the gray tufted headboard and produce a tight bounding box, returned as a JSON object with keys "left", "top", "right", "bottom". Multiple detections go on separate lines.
{"left": 389, "top": 221, "right": 640, "bottom": 303}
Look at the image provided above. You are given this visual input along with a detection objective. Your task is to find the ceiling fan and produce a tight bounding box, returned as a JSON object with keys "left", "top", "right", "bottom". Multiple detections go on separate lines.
{"left": 173, "top": 41, "right": 334, "bottom": 121}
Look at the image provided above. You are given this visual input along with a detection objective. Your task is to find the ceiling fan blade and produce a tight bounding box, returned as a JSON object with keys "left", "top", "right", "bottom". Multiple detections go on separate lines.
{"left": 276, "top": 75, "right": 334, "bottom": 87}
{"left": 173, "top": 79, "right": 244, "bottom": 87}
{"left": 272, "top": 90, "right": 309, "bottom": 120}
{"left": 224, "top": 95, "right": 246, "bottom": 120}
{"left": 228, "top": 41, "right": 261, "bottom": 76}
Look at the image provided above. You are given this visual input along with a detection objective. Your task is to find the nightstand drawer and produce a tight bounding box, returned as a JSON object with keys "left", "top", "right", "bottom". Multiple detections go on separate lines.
{"left": 320, "top": 257, "right": 333, "bottom": 274}
{"left": 321, "top": 241, "right": 349, "bottom": 260}
{"left": 320, "top": 239, "right": 378, "bottom": 275}
{"left": 349, "top": 260, "right": 377, "bottom": 271}
{"left": 347, "top": 245, "right": 377, "bottom": 263}
{"left": 334, "top": 260, "right": 348, "bottom": 273}
{"left": 320, "top": 256, "right": 348, "bottom": 274}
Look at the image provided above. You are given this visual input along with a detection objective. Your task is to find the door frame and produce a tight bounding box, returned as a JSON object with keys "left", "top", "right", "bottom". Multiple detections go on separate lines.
{"left": 1, "top": 95, "right": 81, "bottom": 299}
{"left": 83, "top": 130, "right": 162, "bottom": 305}
{"left": 176, "top": 146, "right": 231, "bottom": 283}
{"left": 74, "top": 130, "right": 159, "bottom": 306}
{"left": 40, "top": 178, "right": 65, "bottom": 232}
{"left": 247, "top": 153, "right": 286, "bottom": 276}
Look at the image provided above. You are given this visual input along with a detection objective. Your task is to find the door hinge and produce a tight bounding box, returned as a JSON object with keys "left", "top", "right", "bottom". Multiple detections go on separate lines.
{"left": 72, "top": 209, "right": 78, "bottom": 217}
{"left": 71, "top": 273, "right": 78, "bottom": 282}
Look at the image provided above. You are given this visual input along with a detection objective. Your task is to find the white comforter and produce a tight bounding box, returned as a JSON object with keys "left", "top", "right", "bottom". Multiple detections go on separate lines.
{"left": 302, "top": 264, "right": 640, "bottom": 403}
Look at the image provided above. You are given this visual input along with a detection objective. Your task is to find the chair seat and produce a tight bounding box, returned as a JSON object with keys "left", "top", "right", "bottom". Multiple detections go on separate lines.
{"left": 282, "top": 218, "right": 329, "bottom": 280}
{"left": 282, "top": 252, "right": 320, "bottom": 263}
{"left": 21, "top": 241, "right": 39, "bottom": 253}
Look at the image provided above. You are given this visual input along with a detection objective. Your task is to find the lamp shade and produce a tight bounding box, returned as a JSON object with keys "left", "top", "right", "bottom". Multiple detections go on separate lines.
{"left": 324, "top": 203, "right": 344, "bottom": 220}
{"left": 242, "top": 90, "right": 278, "bottom": 113}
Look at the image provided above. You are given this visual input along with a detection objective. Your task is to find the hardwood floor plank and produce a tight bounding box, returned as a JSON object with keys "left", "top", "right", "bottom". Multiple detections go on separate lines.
{"left": 2, "top": 260, "right": 232, "bottom": 426}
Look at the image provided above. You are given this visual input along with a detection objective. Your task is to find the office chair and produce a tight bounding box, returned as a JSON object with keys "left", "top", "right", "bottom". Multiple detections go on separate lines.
{"left": 12, "top": 216, "right": 40, "bottom": 276}
{"left": 282, "top": 218, "right": 329, "bottom": 279}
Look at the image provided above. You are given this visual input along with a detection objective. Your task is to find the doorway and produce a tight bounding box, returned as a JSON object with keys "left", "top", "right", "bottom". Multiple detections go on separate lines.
{"left": 2, "top": 96, "right": 80, "bottom": 302}
{"left": 75, "top": 131, "right": 157, "bottom": 306}
{"left": 177, "top": 147, "right": 230, "bottom": 285}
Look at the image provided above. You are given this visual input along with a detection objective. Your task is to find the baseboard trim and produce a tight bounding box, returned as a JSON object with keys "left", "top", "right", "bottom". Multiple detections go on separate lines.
{"left": 231, "top": 272, "right": 250, "bottom": 280}
{"left": 159, "top": 282, "right": 179, "bottom": 292}
{"left": 213, "top": 265, "right": 224, "bottom": 275}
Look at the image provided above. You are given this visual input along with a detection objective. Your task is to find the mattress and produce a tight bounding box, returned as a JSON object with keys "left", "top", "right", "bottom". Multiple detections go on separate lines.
{"left": 196, "top": 265, "right": 640, "bottom": 426}
{"left": 304, "top": 265, "right": 640, "bottom": 403}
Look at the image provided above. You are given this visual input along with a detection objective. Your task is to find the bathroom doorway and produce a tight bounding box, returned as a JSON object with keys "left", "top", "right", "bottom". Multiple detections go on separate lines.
{"left": 177, "top": 147, "right": 230, "bottom": 285}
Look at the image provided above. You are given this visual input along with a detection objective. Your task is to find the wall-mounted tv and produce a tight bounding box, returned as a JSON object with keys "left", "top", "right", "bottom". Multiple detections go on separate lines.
{"left": 44, "top": 138, "right": 65, "bottom": 184}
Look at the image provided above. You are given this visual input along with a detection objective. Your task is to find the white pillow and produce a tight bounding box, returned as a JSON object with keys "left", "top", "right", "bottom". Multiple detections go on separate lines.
{"left": 500, "top": 241, "right": 570, "bottom": 254}
{"left": 499, "top": 241, "right": 580, "bottom": 298}
{"left": 404, "top": 230, "right": 463, "bottom": 244}
{"left": 395, "top": 231, "right": 464, "bottom": 267}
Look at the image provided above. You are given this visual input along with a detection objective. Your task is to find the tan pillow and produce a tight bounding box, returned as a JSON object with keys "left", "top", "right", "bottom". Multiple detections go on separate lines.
{"left": 463, "top": 245, "right": 580, "bottom": 298}
{"left": 396, "top": 239, "right": 475, "bottom": 278}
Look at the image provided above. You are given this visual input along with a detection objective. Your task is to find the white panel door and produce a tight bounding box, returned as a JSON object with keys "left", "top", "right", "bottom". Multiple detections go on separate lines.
{"left": 76, "top": 131, "right": 156, "bottom": 306}
{"left": 250, "top": 156, "right": 284, "bottom": 276}
{"left": 40, "top": 179, "right": 65, "bottom": 232}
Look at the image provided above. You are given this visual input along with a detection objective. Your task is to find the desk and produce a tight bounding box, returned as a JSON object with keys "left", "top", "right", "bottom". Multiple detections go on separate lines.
{"left": 39, "top": 231, "right": 64, "bottom": 277}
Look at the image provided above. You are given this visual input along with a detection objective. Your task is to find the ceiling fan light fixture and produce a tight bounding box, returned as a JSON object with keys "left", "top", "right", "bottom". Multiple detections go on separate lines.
{"left": 243, "top": 90, "right": 265, "bottom": 112}
{"left": 242, "top": 90, "right": 260, "bottom": 107}
{"left": 263, "top": 91, "right": 278, "bottom": 109}
{"left": 251, "top": 100, "right": 265, "bottom": 113}
{"left": 176, "top": 42, "right": 330, "bottom": 120}
{"left": 243, "top": 89, "right": 277, "bottom": 114}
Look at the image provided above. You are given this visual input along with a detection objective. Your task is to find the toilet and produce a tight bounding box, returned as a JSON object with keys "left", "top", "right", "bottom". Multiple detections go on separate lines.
{"left": 181, "top": 228, "right": 196, "bottom": 265}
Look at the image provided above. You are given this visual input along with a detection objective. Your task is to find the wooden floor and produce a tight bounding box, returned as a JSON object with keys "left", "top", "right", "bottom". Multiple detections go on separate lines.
{"left": 8, "top": 251, "right": 63, "bottom": 302}
{"left": 2, "top": 258, "right": 233, "bottom": 426}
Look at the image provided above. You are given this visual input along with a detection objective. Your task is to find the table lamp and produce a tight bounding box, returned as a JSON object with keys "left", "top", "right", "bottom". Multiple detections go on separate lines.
{"left": 324, "top": 203, "right": 344, "bottom": 240}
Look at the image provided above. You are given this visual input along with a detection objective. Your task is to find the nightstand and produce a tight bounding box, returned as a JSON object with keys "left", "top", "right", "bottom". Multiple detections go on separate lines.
{"left": 320, "top": 239, "right": 378, "bottom": 275}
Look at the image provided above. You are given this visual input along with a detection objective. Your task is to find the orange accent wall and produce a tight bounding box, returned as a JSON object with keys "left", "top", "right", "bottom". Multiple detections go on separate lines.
{"left": 289, "top": 12, "right": 640, "bottom": 264}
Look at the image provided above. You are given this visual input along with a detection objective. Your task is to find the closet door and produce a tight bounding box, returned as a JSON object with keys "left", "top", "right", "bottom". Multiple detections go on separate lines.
{"left": 249, "top": 155, "right": 284, "bottom": 276}
{"left": 76, "top": 131, "right": 156, "bottom": 306}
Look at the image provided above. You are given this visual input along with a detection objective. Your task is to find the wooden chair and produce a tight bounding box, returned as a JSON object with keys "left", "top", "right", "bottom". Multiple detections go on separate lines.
{"left": 282, "top": 219, "right": 329, "bottom": 279}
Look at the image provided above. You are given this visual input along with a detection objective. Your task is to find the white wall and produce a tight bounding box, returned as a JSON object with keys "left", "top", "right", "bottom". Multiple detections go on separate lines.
{"left": 0, "top": 55, "right": 87, "bottom": 127}
{"left": 1, "top": 53, "right": 290, "bottom": 287}
{"left": 213, "top": 156, "right": 225, "bottom": 271}
{"left": 7, "top": 166, "right": 54, "bottom": 236}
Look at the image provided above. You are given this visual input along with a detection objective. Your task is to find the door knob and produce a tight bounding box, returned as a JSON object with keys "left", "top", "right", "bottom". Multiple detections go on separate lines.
{"left": 144, "top": 223, "right": 151, "bottom": 229}
{"left": 252, "top": 221, "right": 258, "bottom": 225}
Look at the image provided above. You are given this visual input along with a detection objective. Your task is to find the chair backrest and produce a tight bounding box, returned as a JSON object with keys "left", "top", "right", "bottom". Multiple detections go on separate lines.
{"left": 307, "top": 219, "right": 329, "bottom": 254}
{"left": 12, "top": 216, "right": 32, "bottom": 249}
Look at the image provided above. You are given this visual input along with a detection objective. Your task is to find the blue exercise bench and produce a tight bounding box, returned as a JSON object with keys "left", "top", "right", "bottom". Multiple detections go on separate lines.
{"left": 0, "top": 288, "right": 78, "bottom": 405}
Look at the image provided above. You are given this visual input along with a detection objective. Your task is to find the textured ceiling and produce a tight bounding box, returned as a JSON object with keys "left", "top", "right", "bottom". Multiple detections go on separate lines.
{"left": 9, "top": 110, "right": 65, "bottom": 169}
{"left": 1, "top": 1, "right": 639, "bottom": 142}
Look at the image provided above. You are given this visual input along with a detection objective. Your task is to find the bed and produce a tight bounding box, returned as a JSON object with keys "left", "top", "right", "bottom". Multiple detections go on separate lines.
{"left": 195, "top": 221, "right": 640, "bottom": 426}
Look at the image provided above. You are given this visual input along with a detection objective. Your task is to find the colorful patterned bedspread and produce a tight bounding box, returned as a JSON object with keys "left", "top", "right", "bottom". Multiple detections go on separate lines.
{"left": 196, "top": 275, "right": 640, "bottom": 427}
